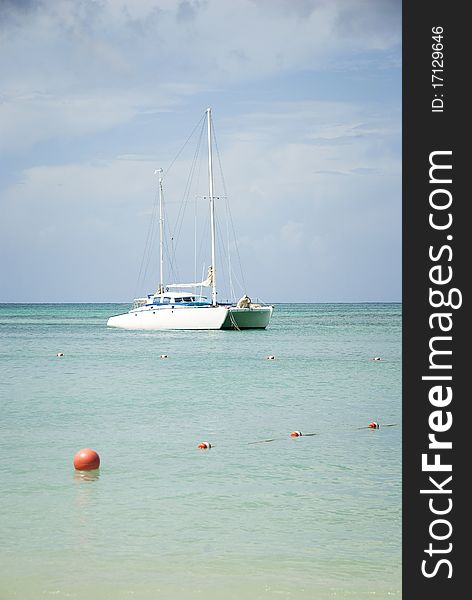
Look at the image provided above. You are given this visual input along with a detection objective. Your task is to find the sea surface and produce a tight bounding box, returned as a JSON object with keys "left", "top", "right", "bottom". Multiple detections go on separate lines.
{"left": 0, "top": 303, "right": 401, "bottom": 599}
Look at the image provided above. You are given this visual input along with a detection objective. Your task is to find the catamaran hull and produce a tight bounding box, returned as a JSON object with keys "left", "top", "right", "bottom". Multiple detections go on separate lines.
{"left": 221, "top": 306, "right": 273, "bottom": 330}
{"left": 107, "top": 306, "right": 229, "bottom": 330}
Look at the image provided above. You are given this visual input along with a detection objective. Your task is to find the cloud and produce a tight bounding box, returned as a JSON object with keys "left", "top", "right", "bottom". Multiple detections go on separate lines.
{"left": 280, "top": 221, "right": 305, "bottom": 249}
{"left": 1, "top": 91, "right": 135, "bottom": 152}
{"left": 0, "top": 0, "right": 400, "bottom": 150}
{"left": 0, "top": 0, "right": 401, "bottom": 301}
{"left": 216, "top": 100, "right": 400, "bottom": 206}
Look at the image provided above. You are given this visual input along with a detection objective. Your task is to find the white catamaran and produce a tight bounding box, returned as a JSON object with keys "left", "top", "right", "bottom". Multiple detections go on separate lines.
{"left": 107, "top": 108, "right": 273, "bottom": 331}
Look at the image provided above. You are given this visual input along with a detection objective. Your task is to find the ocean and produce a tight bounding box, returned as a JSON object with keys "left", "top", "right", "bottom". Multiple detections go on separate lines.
{"left": 0, "top": 303, "right": 401, "bottom": 599}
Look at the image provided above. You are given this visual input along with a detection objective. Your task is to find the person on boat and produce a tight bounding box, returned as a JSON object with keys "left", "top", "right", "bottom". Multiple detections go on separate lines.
{"left": 237, "top": 294, "right": 251, "bottom": 308}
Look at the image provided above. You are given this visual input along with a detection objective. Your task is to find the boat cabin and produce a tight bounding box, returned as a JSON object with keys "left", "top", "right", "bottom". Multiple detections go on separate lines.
{"left": 132, "top": 292, "right": 210, "bottom": 310}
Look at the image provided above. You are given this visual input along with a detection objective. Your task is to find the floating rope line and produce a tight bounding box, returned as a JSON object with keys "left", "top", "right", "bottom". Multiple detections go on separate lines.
{"left": 197, "top": 423, "right": 398, "bottom": 449}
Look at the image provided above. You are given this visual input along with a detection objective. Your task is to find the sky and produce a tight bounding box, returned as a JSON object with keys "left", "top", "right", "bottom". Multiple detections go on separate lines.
{"left": 0, "top": 0, "right": 401, "bottom": 303}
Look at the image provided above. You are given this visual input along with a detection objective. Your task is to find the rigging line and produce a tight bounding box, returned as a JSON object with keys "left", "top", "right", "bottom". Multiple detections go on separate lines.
{"left": 161, "top": 112, "right": 206, "bottom": 182}
{"left": 214, "top": 211, "right": 245, "bottom": 299}
{"left": 191, "top": 199, "right": 205, "bottom": 280}
{"left": 161, "top": 184, "right": 181, "bottom": 286}
{"left": 213, "top": 126, "right": 247, "bottom": 293}
{"left": 135, "top": 184, "right": 158, "bottom": 291}
{"left": 227, "top": 269, "right": 244, "bottom": 297}
{"left": 136, "top": 185, "right": 159, "bottom": 295}
{"left": 142, "top": 175, "right": 167, "bottom": 287}
{"left": 226, "top": 202, "right": 247, "bottom": 292}
{"left": 217, "top": 225, "right": 244, "bottom": 296}
{"left": 162, "top": 202, "right": 180, "bottom": 285}
{"left": 195, "top": 205, "right": 210, "bottom": 276}
{"left": 212, "top": 121, "right": 228, "bottom": 194}
{"left": 194, "top": 195, "right": 197, "bottom": 287}
{"left": 168, "top": 127, "right": 204, "bottom": 277}
{"left": 171, "top": 119, "right": 205, "bottom": 256}
{"left": 208, "top": 121, "right": 237, "bottom": 300}
{"left": 171, "top": 126, "right": 201, "bottom": 236}
{"left": 193, "top": 231, "right": 209, "bottom": 297}
{"left": 162, "top": 203, "right": 174, "bottom": 282}
{"left": 195, "top": 201, "right": 207, "bottom": 261}
{"left": 198, "top": 262, "right": 205, "bottom": 297}
{"left": 192, "top": 158, "right": 205, "bottom": 284}
{"left": 215, "top": 213, "right": 231, "bottom": 301}
{"left": 226, "top": 203, "right": 235, "bottom": 302}
{"left": 142, "top": 217, "right": 158, "bottom": 289}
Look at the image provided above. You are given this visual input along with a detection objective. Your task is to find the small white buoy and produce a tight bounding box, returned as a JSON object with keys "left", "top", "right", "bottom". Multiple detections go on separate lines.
{"left": 267, "top": 355, "right": 275, "bottom": 360}
{"left": 160, "top": 354, "right": 168, "bottom": 359}
{"left": 372, "top": 357, "right": 381, "bottom": 361}
{"left": 56, "top": 352, "right": 64, "bottom": 357}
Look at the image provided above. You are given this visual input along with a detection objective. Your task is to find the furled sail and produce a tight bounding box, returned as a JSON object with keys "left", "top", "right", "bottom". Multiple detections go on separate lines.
{"left": 165, "top": 266, "right": 214, "bottom": 289}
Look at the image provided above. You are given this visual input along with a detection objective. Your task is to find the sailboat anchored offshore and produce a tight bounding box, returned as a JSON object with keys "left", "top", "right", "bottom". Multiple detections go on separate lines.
{"left": 107, "top": 108, "right": 273, "bottom": 331}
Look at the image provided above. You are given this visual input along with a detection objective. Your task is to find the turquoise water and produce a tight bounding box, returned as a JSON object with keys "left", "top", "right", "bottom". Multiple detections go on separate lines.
{"left": 0, "top": 303, "right": 401, "bottom": 599}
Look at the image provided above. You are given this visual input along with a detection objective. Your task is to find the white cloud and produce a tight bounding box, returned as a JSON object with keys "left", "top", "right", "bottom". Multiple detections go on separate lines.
{"left": 0, "top": 0, "right": 401, "bottom": 301}
{"left": 0, "top": 0, "right": 400, "bottom": 151}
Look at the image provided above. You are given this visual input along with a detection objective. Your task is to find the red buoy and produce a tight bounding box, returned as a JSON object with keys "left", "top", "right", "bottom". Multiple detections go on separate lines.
{"left": 197, "top": 441, "right": 211, "bottom": 449}
{"left": 368, "top": 421, "right": 380, "bottom": 429}
{"left": 73, "top": 448, "right": 100, "bottom": 470}
{"left": 290, "top": 431, "right": 303, "bottom": 437}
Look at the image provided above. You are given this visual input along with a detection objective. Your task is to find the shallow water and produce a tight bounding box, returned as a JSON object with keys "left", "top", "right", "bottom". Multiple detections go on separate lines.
{"left": 0, "top": 303, "right": 401, "bottom": 599}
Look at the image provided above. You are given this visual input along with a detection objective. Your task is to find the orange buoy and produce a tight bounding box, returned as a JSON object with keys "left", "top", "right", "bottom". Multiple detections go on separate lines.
{"left": 73, "top": 448, "right": 100, "bottom": 470}
{"left": 290, "top": 431, "right": 303, "bottom": 437}
{"left": 197, "top": 441, "right": 211, "bottom": 449}
{"left": 368, "top": 421, "right": 380, "bottom": 429}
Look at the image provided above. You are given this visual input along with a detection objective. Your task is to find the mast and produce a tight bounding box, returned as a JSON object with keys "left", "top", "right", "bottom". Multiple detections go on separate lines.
{"left": 207, "top": 107, "right": 217, "bottom": 306}
{"left": 156, "top": 168, "right": 164, "bottom": 294}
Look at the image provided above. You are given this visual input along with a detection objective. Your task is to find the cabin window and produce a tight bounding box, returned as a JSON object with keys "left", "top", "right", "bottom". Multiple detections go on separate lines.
{"left": 163, "top": 297, "right": 171, "bottom": 304}
{"left": 174, "top": 297, "right": 182, "bottom": 303}
{"left": 183, "top": 297, "right": 193, "bottom": 302}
